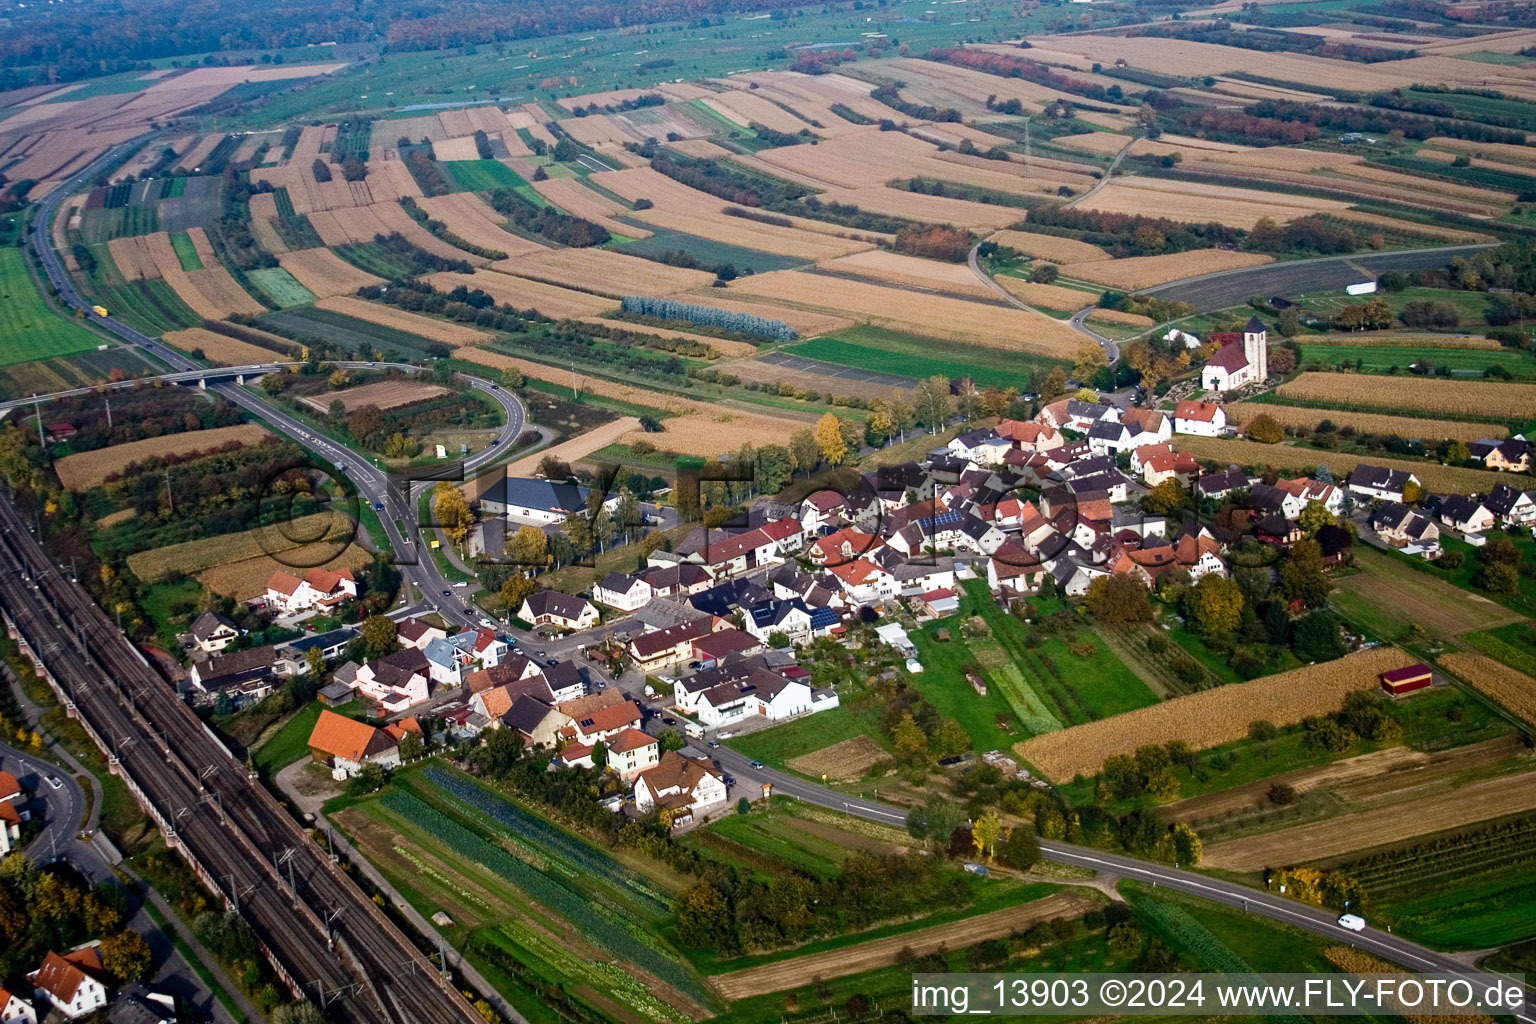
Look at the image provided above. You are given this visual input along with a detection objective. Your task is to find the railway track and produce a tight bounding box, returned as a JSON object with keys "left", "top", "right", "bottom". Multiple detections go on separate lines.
{"left": 0, "top": 495, "right": 481, "bottom": 1024}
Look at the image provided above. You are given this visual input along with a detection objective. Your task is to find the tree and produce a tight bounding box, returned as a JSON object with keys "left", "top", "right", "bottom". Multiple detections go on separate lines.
{"left": 838, "top": 416, "right": 863, "bottom": 460}
{"left": 867, "top": 401, "right": 896, "bottom": 446}
{"left": 260, "top": 373, "right": 286, "bottom": 396}
{"left": 1280, "top": 538, "right": 1331, "bottom": 608}
{"left": 500, "top": 368, "right": 525, "bottom": 388}
{"left": 906, "top": 792, "right": 966, "bottom": 846}
{"left": 788, "top": 428, "right": 819, "bottom": 478}
{"left": 500, "top": 572, "right": 536, "bottom": 610}
{"left": 1292, "top": 609, "right": 1345, "bottom": 662}
{"left": 1247, "top": 412, "right": 1284, "bottom": 444}
{"left": 998, "top": 825, "right": 1041, "bottom": 870}
{"left": 1143, "top": 478, "right": 1189, "bottom": 517}
{"left": 931, "top": 718, "right": 972, "bottom": 760}
{"left": 1476, "top": 560, "right": 1519, "bottom": 595}
{"left": 304, "top": 646, "right": 325, "bottom": 677}
{"left": 347, "top": 404, "right": 383, "bottom": 442}
{"left": 1186, "top": 573, "right": 1244, "bottom": 638}
{"left": 675, "top": 884, "right": 734, "bottom": 949}
{"left": 972, "top": 809, "right": 1003, "bottom": 861}
{"left": 505, "top": 524, "right": 550, "bottom": 569}
{"left": 892, "top": 712, "right": 927, "bottom": 758}
{"left": 591, "top": 740, "right": 608, "bottom": 769}
{"left": 1086, "top": 575, "right": 1153, "bottom": 623}
{"left": 1402, "top": 479, "right": 1422, "bottom": 505}
{"left": 1041, "top": 365, "right": 1068, "bottom": 399}
{"left": 100, "top": 930, "right": 152, "bottom": 982}
{"left": 815, "top": 411, "right": 847, "bottom": 466}
{"left": 475, "top": 727, "right": 523, "bottom": 778}
{"left": 913, "top": 375, "right": 954, "bottom": 433}
{"left": 397, "top": 731, "right": 425, "bottom": 761}
{"left": 345, "top": 761, "right": 387, "bottom": 796}
{"left": 657, "top": 728, "right": 685, "bottom": 752}
{"left": 562, "top": 511, "right": 594, "bottom": 556}
{"left": 1297, "top": 500, "right": 1336, "bottom": 536}
{"left": 433, "top": 481, "right": 474, "bottom": 546}
{"left": 272, "top": 1005, "right": 328, "bottom": 1024}
{"left": 1073, "top": 344, "right": 1107, "bottom": 384}
{"left": 360, "top": 614, "right": 397, "bottom": 657}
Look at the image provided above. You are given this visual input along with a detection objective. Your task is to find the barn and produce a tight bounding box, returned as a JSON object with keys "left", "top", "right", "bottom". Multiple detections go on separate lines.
{"left": 1380, "top": 663, "right": 1432, "bottom": 697}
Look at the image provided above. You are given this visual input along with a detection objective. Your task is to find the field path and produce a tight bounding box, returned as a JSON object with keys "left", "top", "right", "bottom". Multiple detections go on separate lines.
{"left": 1064, "top": 134, "right": 1135, "bottom": 210}
{"left": 501, "top": 417, "right": 641, "bottom": 477}
{"left": 708, "top": 891, "right": 1095, "bottom": 1000}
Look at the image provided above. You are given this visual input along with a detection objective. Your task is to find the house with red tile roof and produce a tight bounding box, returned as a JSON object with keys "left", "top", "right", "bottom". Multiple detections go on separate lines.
{"left": 0, "top": 984, "right": 33, "bottom": 1024}
{"left": 263, "top": 566, "right": 358, "bottom": 614}
{"left": 634, "top": 752, "right": 727, "bottom": 826}
{"left": 306, "top": 710, "right": 399, "bottom": 777}
{"left": 1173, "top": 400, "right": 1227, "bottom": 437}
{"left": 29, "top": 945, "right": 107, "bottom": 1019}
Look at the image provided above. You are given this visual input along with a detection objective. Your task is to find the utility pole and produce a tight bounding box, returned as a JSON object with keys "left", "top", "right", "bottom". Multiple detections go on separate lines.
{"left": 104, "top": 395, "right": 112, "bottom": 433}
{"left": 164, "top": 466, "right": 174, "bottom": 515}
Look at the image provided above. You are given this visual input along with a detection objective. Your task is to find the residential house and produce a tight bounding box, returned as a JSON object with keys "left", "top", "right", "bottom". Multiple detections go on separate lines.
{"left": 640, "top": 563, "right": 714, "bottom": 598}
{"left": 542, "top": 660, "right": 588, "bottom": 703}
{"left": 593, "top": 572, "right": 652, "bottom": 612}
{"left": 306, "top": 710, "right": 399, "bottom": 777}
{"left": 273, "top": 627, "right": 358, "bottom": 675}
{"left": 1173, "top": 400, "right": 1227, "bottom": 437}
{"left": 1139, "top": 447, "right": 1199, "bottom": 488}
{"left": 1438, "top": 495, "right": 1497, "bottom": 534}
{"left": 947, "top": 429, "right": 1012, "bottom": 465}
{"left": 107, "top": 984, "right": 176, "bottom": 1024}
{"left": 633, "top": 752, "right": 728, "bottom": 825}
{"left": 397, "top": 618, "right": 448, "bottom": 651}
{"left": 499, "top": 695, "right": 572, "bottom": 749}
{"left": 263, "top": 567, "right": 358, "bottom": 614}
{"left": 1196, "top": 466, "right": 1251, "bottom": 501}
{"left": 692, "top": 669, "right": 825, "bottom": 728}
{"left": 996, "top": 419, "right": 1064, "bottom": 452}
{"left": 353, "top": 648, "right": 431, "bottom": 712}
{"left": 187, "top": 646, "right": 279, "bottom": 705}
{"left": 1471, "top": 438, "right": 1531, "bottom": 473}
{"left": 421, "top": 636, "right": 476, "bottom": 687}
{"left": 1349, "top": 464, "right": 1420, "bottom": 504}
{"left": 188, "top": 611, "right": 239, "bottom": 653}
{"left": 1086, "top": 418, "right": 1133, "bottom": 455}
{"left": 1121, "top": 409, "right": 1172, "bottom": 448}
{"left": 825, "top": 558, "right": 898, "bottom": 606}
{"left": 30, "top": 947, "right": 107, "bottom": 1020}
{"left": 1486, "top": 482, "right": 1536, "bottom": 526}
{"left": 694, "top": 526, "right": 785, "bottom": 578}
{"left": 628, "top": 618, "right": 718, "bottom": 672}
{"left": 519, "top": 590, "right": 599, "bottom": 631}
{"left": 601, "top": 728, "right": 659, "bottom": 780}
{"left": 0, "top": 986, "right": 35, "bottom": 1024}
{"left": 1371, "top": 502, "right": 1440, "bottom": 549}
{"left": 743, "top": 600, "right": 813, "bottom": 646}
{"left": 0, "top": 771, "right": 21, "bottom": 859}
{"left": 558, "top": 690, "right": 643, "bottom": 746}
{"left": 691, "top": 626, "right": 764, "bottom": 666}
{"left": 478, "top": 476, "right": 619, "bottom": 524}
{"left": 807, "top": 527, "right": 881, "bottom": 566}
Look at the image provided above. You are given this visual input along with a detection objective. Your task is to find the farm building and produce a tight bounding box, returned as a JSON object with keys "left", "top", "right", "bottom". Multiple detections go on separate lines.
{"left": 306, "top": 710, "right": 399, "bottom": 777}
{"left": 1380, "top": 663, "right": 1432, "bottom": 697}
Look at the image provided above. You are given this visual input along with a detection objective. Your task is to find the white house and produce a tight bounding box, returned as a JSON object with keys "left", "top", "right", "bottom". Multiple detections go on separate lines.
{"left": 634, "top": 752, "right": 728, "bottom": 825}
{"left": 0, "top": 986, "right": 35, "bottom": 1024}
{"left": 825, "top": 558, "right": 898, "bottom": 606}
{"left": 519, "top": 590, "right": 600, "bottom": 631}
{"left": 1349, "top": 464, "right": 1420, "bottom": 504}
{"left": 558, "top": 690, "right": 643, "bottom": 746}
{"left": 593, "top": 572, "right": 653, "bottom": 612}
{"left": 1486, "top": 483, "right": 1536, "bottom": 526}
{"left": 421, "top": 637, "right": 475, "bottom": 687}
{"left": 692, "top": 669, "right": 823, "bottom": 728}
{"left": 1173, "top": 400, "right": 1227, "bottom": 437}
{"left": 1438, "top": 495, "right": 1497, "bottom": 534}
{"left": 188, "top": 611, "right": 240, "bottom": 653}
{"left": 1121, "top": 409, "right": 1172, "bottom": 448}
{"left": 397, "top": 618, "right": 449, "bottom": 651}
{"left": 263, "top": 566, "right": 358, "bottom": 614}
{"left": 605, "top": 728, "right": 661, "bottom": 780}
{"left": 478, "top": 476, "right": 620, "bottom": 524}
{"left": 353, "top": 649, "right": 431, "bottom": 712}
{"left": 0, "top": 771, "right": 22, "bottom": 860}
{"left": 29, "top": 947, "right": 108, "bottom": 1020}
{"left": 744, "top": 599, "right": 813, "bottom": 645}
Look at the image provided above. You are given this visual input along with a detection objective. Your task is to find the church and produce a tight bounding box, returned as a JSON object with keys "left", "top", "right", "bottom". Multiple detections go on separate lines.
{"left": 1200, "top": 316, "right": 1269, "bottom": 392}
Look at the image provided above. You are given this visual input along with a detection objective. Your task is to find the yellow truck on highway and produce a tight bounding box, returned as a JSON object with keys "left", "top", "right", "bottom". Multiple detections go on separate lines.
{"left": 90, "top": 305, "right": 109, "bottom": 317}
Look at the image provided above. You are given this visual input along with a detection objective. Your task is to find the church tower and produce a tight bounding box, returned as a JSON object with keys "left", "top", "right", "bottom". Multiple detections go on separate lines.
{"left": 1243, "top": 315, "right": 1268, "bottom": 383}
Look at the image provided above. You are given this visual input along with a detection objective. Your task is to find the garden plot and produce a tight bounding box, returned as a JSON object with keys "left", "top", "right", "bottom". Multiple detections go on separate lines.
{"left": 786, "top": 736, "right": 888, "bottom": 782}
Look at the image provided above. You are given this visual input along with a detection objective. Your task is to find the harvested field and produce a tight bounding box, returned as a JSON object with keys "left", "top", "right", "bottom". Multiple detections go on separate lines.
{"left": 199, "top": 543, "right": 374, "bottom": 600}
{"left": 1277, "top": 372, "right": 1536, "bottom": 418}
{"left": 56, "top": 423, "right": 271, "bottom": 491}
{"left": 1224, "top": 402, "right": 1505, "bottom": 442}
{"left": 315, "top": 296, "right": 490, "bottom": 346}
{"left": 185, "top": 267, "right": 266, "bottom": 317}
{"left": 990, "top": 229, "right": 1109, "bottom": 263}
{"left": 163, "top": 327, "right": 289, "bottom": 367}
{"left": 499, "top": 417, "right": 641, "bottom": 478}
{"left": 107, "top": 236, "right": 160, "bottom": 281}
{"left": 186, "top": 227, "right": 217, "bottom": 265}
{"left": 1061, "top": 249, "right": 1273, "bottom": 290}
{"left": 366, "top": 201, "right": 485, "bottom": 263}
{"left": 1171, "top": 435, "right": 1510, "bottom": 495}
{"left": 413, "top": 193, "right": 548, "bottom": 258}
{"left": 996, "top": 277, "right": 1096, "bottom": 311}
{"left": 700, "top": 91, "right": 813, "bottom": 136}
{"left": 306, "top": 378, "right": 449, "bottom": 413}
{"left": 174, "top": 133, "right": 226, "bottom": 173}
{"left": 1016, "top": 648, "right": 1420, "bottom": 782}
{"left": 1324, "top": 948, "right": 1498, "bottom": 1024}
{"left": 492, "top": 247, "right": 712, "bottom": 299}
{"left": 1077, "top": 177, "right": 1348, "bottom": 228}
{"left": 431, "top": 136, "right": 481, "bottom": 161}
{"left": 725, "top": 270, "right": 1084, "bottom": 355}
{"left": 1422, "top": 137, "right": 1536, "bottom": 167}
{"left": 363, "top": 161, "right": 423, "bottom": 201}
{"left": 277, "top": 248, "right": 385, "bottom": 299}
{"left": 1298, "top": 332, "right": 1501, "bottom": 350}
{"left": 709, "top": 893, "right": 1094, "bottom": 1000}
{"left": 664, "top": 139, "right": 733, "bottom": 159}
{"left": 724, "top": 356, "right": 907, "bottom": 401}
{"left": 306, "top": 206, "right": 393, "bottom": 246}
{"left": 1085, "top": 308, "right": 1154, "bottom": 327}
{"left": 251, "top": 214, "right": 287, "bottom": 255}
{"left": 1202, "top": 768, "right": 1536, "bottom": 871}
{"left": 813, "top": 186, "right": 1022, "bottom": 231}
{"left": 1328, "top": 210, "right": 1492, "bottom": 244}
{"left": 1438, "top": 653, "right": 1536, "bottom": 727}
{"left": 786, "top": 736, "right": 888, "bottom": 782}
{"left": 824, "top": 250, "right": 996, "bottom": 298}
{"left": 1333, "top": 545, "right": 1522, "bottom": 638}
{"left": 530, "top": 177, "right": 650, "bottom": 239}
{"left": 1054, "top": 132, "right": 1135, "bottom": 156}
{"left": 426, "top": 270, "right": 617, "bottom": 319}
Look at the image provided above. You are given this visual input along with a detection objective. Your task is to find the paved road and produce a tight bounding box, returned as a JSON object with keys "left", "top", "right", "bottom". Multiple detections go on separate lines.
{"left": 705, "top": 744, "right": 1536, "bottom": 1020}
{"left": 28, "top": 146, "right": 524, "bottom": 633}
{"left": 1144, "top": 244, "right": 1497, "bottom": 310}
{"left": 966, "top": 244, "right": 1120, "bottom": 363}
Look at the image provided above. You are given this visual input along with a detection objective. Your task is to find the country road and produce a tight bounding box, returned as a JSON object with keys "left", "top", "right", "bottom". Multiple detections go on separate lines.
{"left": 966, "top": 244, "right": 1120, "bottom": 363}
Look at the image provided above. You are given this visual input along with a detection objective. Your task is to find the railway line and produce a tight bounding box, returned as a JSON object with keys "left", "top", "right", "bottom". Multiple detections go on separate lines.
{"left": 0, "top": 494, "right": 481, "bottom": 1024}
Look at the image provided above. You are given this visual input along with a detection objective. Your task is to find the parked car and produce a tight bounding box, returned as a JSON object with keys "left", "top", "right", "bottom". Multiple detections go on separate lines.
{"left": 749, "top": 760, "right": 765, "bottom": 770}
{"left": 662, "top": 716, "right": 677, "bottom": 725}
{"left": 706, "top": 740, "right": 720, "bottom": 749}
{"left": 452, "top": 581, "right": 468, "bottom": 588}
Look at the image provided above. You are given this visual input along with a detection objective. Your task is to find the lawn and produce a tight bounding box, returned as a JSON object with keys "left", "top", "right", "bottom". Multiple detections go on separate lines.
{"left": 785, "top": 325, "right": 1061, "bottom": 390}
{"left": 1297, "top": 343, "right": 1536, "bottom": 378}
{"left": 0, "top": 248, "right": 105, "bottom": 367}
{"left": 252, "top": 700, "right": 362, "bottom": 775}
{"left": 246, "top": 267, "right": 315, "bottom": 308}
{"left": 169, "top": 232, "right": 203, "bottom": 271}
{"left": 137, "top": 579, "right": 205, "bottom": 652}
{"left": 616, "top": 228, "right": 805, "bottom": 276}
{"left": 1366, "top": 532, "right": 1536, "bottom": 621}
{"left": 726, "top": 705, "right": 884, "bottom": 770}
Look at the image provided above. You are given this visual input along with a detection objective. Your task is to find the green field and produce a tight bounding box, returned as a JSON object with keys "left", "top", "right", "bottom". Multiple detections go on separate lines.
{"left": 0, "top": 248, "right": 105, "bottom": 366}
{"left": 1461, "top": 622, "right": 1536, "bottom": 676}
{"left": 1360, "top": 859, "right": 1536, "bottom": 948}
{"left": 73, "top": 204, "right": 160, "bottom": 244}
{"left": 785, "top": 326, "right": 1060, "bottom": 390}
{"left": 616, "top": 228, "right": 805, "bottom": 275}
{"left": 169, "top": 232, "right": 203, "bottom": 271}
{"left": 83, "top": 277, "right": 201, "bottom": 336}
{"left": 444, "top": 159, "right": 539, "bottom": 195}
{"left": 246, "top": 267, "right": 315, "bottom": 308}
{"left": 725, "top": 705, "right": 885, "bottom": 771}
{"left": 254, "top": 700, "right": 365, "bottom": 774}
{"left": 1298, "top": 343, "right": 1536, "bottom": 378}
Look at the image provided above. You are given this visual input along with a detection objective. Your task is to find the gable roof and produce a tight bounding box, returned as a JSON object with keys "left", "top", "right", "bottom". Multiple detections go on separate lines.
{"left": 308, "top": 710, "right": 395, "bottom": 762}
{"left": 31, "top": 946, "right": 105, "bottom": 1004}
{"left": 1175, "top": 400, "right": 1223, "bottom": 423}
{"left": 522, "top": 589, "right": 593, "bottom": 621}
{"left": 1205, "top": 342, "right": 1250, "bottom": 373}
{"left": 485, "top": 476, "right": 592, "bottom": 513}
{"left": 190, "top": 610, "right": 237, "bottom": 641}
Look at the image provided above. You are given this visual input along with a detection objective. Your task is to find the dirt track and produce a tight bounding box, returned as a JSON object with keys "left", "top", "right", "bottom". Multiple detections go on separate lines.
{"left": 708, "top": 891, "right": 1095, "bottom": 1000}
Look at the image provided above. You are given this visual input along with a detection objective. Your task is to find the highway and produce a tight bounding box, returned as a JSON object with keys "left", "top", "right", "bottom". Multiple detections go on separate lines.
{"left": 706, "top": 743, "right": 1536, "bottom": 1023}
{"left": 0, "top": 496, "right": 484, "bottom": 1024}
{"left": 27, "top": 144, "right": 522, "bottom": 631}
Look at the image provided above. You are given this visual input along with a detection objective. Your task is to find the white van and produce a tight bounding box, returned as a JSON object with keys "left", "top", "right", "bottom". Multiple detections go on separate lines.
{"left": 1337, "top": 914, "right": 1366, "bottom": 932}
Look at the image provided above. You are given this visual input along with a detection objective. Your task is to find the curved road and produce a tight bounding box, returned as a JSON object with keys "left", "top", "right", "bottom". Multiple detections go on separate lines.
{"left": 708, "top": 743, "right": 1536, "bottom": 1020}
{"left": 28, "top": 145, "right": 523, "bottom": 630}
